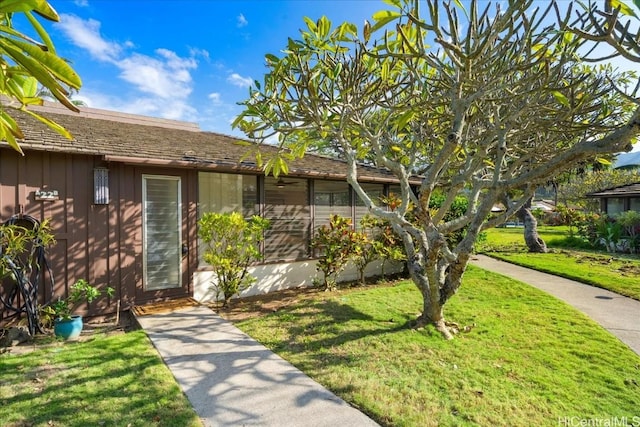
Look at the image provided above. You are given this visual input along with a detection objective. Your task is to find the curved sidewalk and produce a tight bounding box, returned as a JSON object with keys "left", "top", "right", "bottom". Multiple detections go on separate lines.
{"left": 135, "top": 306, "right": 379, "bottom": 427}
{"left": 470, "top": 254, "right": 640, "bottom": 356}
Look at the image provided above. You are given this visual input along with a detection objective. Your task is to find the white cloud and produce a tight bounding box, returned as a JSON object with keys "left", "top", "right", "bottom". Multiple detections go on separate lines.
{"left": 227, "top": 73, "right": 253, "bottom": 88}
{"left": 237, "top": 14, "right": 248, "bottom": 28}
{"left": 118, "top": 53, "right": 193, "bottom": 99}
{"left": 55, "top": 14, "right": 199, "bottom": 116}
{"left": 189, "top": 47, "right": 210, "bottom": 61}
{"left": 74, "top": 0, "right": 89, "bottom": 6}
{"left": 208, "top": 93, "right": 222, "bottom": 104}
{"left": 78, "top": 90, "right": 198, "bottom": 123}
{"left": 57, "top": 14, "right": 120, "bottom": 61}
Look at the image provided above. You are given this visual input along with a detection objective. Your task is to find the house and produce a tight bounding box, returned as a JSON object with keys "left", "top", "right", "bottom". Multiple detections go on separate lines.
{"left": 0, "top": 103, "right": 409, "bottom": 321}
{"left": 587, "top": 183, "right": 640, "bottom": 215}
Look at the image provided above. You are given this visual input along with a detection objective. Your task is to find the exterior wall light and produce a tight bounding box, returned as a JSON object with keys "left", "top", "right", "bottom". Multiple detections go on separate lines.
{"left": 94, "top": 168, "right": 109, "bottom": 205}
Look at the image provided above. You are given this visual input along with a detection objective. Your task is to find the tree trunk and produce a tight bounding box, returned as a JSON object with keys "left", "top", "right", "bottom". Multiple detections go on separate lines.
{"left": 518, "top": 198, "right": 548, "bottom": 253}
{"left": 358, "top": 267, "right": 366, "bottom": 286}
{"left": 407, "top": 254, "right": 454, "bottom": 340}
{"left": 415, "top": 301, "right": 454, "bottom": 340}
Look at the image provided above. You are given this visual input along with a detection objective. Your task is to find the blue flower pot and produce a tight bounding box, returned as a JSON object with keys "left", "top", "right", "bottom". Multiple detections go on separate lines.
{"left": 54, "top": 315, "right": 83, "bottom": 340}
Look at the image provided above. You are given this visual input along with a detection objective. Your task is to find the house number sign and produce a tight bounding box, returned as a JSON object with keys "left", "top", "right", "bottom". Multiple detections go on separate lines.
{"left": 34, "top": 189, "right": 60, "bottom": 201}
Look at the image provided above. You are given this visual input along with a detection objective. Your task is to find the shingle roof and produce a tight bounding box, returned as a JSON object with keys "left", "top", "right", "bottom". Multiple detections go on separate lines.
{"left": 587, "top": 183, "right": 640, "bottom": 197}
{"left": 5, "top": 103, "right": 406, "bottom": 184}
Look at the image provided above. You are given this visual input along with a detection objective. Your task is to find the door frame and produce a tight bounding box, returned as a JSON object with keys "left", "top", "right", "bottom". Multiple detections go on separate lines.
{"left": 137, "top": 172, "right": 190, "bottom": 301}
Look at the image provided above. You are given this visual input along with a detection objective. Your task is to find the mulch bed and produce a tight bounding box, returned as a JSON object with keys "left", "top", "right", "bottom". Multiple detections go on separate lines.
{"left": 132, "top": 297, "right": 200, "bottom": 316}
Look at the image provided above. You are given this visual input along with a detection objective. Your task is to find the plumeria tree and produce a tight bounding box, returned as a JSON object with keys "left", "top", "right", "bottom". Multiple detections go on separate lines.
{"left": 235, "top": 0, "right": 640, "bottom": 338}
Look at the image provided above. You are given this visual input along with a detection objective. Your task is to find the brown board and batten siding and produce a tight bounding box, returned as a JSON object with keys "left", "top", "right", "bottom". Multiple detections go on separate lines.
{"left": 0, "top": 148, "right": 198, "bottom": 320}
{"left": 0, "top": 149, "right": 118, "bottom": 317}
{"left": 1, "top": 102, "right": 412, "bottom": 320}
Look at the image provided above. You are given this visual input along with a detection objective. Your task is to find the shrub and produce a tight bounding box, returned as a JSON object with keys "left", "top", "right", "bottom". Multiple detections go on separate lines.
{"left": 42, "top": 279, "right": 114, "bottom": 321}
{"left": 615, "top": 210, "right": 640, "bottom": 254}
{"left": 351, "top": 215, "right": 379, "bottom": 286}
{"left": 596, "top": 216, "right": 623, "bottom": 253}
{"left": 575, "top": 212, "right": 602, "bottom": 248}
{"left": 198, "top": 212, "right": 270, "bottom": 306}
{"left": 311, "top": 215, "right": 356, "bottom": 290}
{"left": 555, "top": 205, "right": 584, "bottom": 237}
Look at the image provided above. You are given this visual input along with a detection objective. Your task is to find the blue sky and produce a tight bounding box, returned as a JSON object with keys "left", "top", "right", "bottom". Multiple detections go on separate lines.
{"left": 29, "top": 0, "right": 383, "bottom": 137}
{"left": 18, "top": 0, "right": 640, "bottom": 149}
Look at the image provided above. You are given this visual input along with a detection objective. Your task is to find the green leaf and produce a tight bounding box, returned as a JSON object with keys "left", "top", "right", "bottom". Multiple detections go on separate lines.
{"left": 452, "top": 0, "right": 469, "bottom": 19}
{"left": 25, "top": 11, "right": 56, "bottom": 53}
{"left": 234, "top": 140, "right": 253, "bottom": 147}
{"left": 380, "top": 60, "right": 390, "bottom": 81}
{"left": 20, "top": 97, "right": 45, "bottom": 106}
{"left": 0, "top": 0, "right": 40, "bottom": 14}
{"left": 7, "top": 37, "right": 81, "bottom": 89}
{"left": 331, "top": 62, "right": 342, "bottom": 79}
{"left": 303, "top": 16, "right": 317, "bottom": 33}
{"left": 382, "top": 0, "right": 401, "bottom": 7}
{"left": 22, "top": 109, "right": 73, "bottom": 139}
{"left": 395, "top": 110, "right": 415, "bottom": 131}
{"left": 611, "top": 0, "right": 638, "bottom": 17}
{"left": 22, "top": 76, "right": 38, "bottom": 97}
{"left": 562, "top": 31, "right": 574, "bottom": 46}
{"left": 552, "top": 91, "right": 570, "bottom": 107}
{"left": 0, "top": 111, "right": 24, "bottom": 154}
{"left": 0, "top": 110, "right": 24, "bottom": 138}
{"left": 336, "top": 22, "right": 357, "bottom": 42}
{"left": 1, "top": 39, "right": 80, "bottom": 112}
{"left": 318, "top": 16, "right": 331, "bottom": 38}
{"left": 31, "top": 0, "right": 59, "bottom": 21}
{"left": 595, "top": 157, "right": 612, "bottom": 166}
{"left": 371, "top": 10, "right": 401, "bottom": 32}
{"left": 265, "top": 53, "right": 280, "bottom": 65}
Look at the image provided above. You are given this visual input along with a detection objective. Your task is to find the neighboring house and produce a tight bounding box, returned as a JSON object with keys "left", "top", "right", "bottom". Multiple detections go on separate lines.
{"left": 0, "top": 103, "right": 409, "bottom": 320}
{"left": 587, "top": 183, "right": 640, "bottom": 215}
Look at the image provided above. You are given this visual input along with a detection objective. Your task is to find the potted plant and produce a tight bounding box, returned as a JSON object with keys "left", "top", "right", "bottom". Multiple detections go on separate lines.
{"left": 44, "top": 279, "right": 114, "bottom": 340}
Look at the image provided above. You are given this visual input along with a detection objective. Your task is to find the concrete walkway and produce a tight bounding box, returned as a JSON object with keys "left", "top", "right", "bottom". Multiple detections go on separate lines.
{"left": 135, "top": 306, "right": 379, "bottom": 427}
{"left": 136, "top": 256, "right": 639, "bottom": 426}
{"left": 470, "top": 254, "right": 640, "bottom": 356}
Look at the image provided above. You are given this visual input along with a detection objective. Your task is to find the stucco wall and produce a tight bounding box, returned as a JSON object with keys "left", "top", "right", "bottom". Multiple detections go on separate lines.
{"left": 193, "top": 259, "right": 405, "bottom": 302}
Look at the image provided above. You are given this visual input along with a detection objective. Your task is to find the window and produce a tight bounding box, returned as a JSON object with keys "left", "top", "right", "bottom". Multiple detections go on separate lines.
{"left": 630, "top": 197, "right": 640, "bottom": 213}
{"left": 314, "top": 180, "right": 351, "bottom": 232}
{"left": 355, "top": 183, "right": 384, "bottom": 230}
{"left": 607, "top": 197, "right": 625, "bottom": 215}
{"left": 198, "top": 172, "right": 257, "bottom": 217}
{"left": 198, "top": 172, "right": 258, "bottom": 266}
{"left": 263, "top": 177, "right": 310, "bottom": 262}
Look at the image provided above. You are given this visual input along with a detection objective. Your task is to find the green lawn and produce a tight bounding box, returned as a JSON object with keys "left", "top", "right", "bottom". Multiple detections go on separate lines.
{"left": 235, "top": 267, "right": 640, "bottom": 426}
{"left": 0, "top": 330, "right": 201, "bottom": 427}
{"left": 4, "top": 225, "right": 640, "bottom": 427}
{"left": 481, "top": 225, "right": 575, "bottom": 250}
{"left": 481, "top": 227, "right": 640, "bottom": 300}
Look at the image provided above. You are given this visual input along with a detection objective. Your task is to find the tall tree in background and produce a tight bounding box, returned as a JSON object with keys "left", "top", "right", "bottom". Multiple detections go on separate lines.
{"left": 235, "top": 0, "right": 640, "bottom": 338}
{"left": 0, "top": 0, "right": 82, "bottom": 154}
